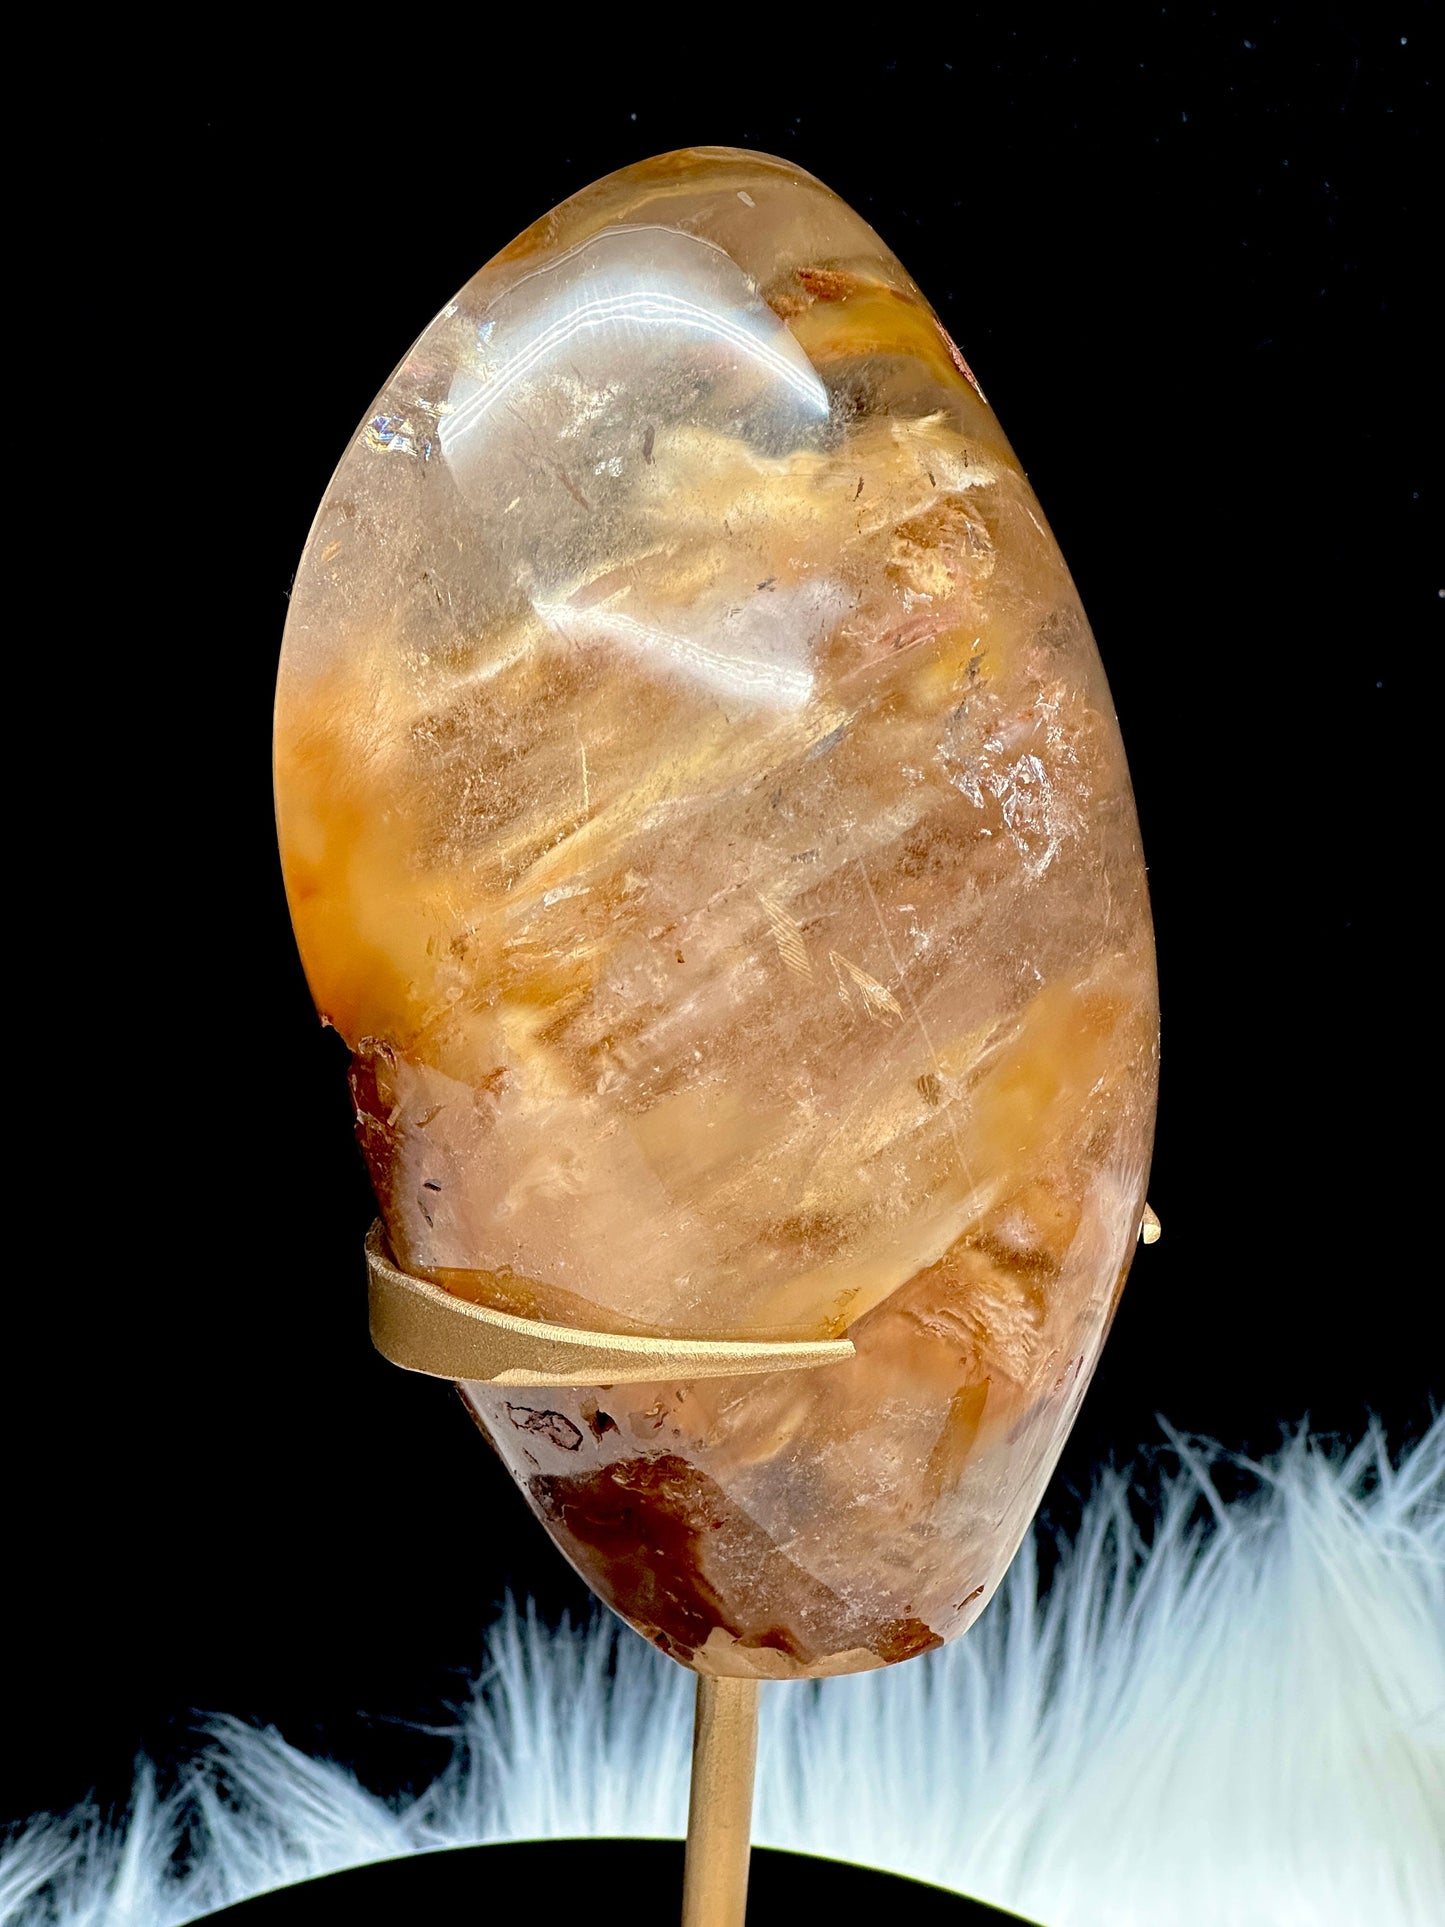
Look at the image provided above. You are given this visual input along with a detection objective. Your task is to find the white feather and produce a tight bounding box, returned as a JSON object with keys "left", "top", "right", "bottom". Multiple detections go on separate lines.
{"left": 4, "top": 1418, "right": 1442, "bottom": 1927}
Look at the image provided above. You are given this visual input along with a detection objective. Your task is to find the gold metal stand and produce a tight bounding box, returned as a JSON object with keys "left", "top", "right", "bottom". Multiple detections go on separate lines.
{"left": 363, "top": 1208, "right": 1159, "bottom": 1925}
{"left": 364, "top": 1219, "right": 830, "bottom": 1925}
{"left": 366, "top": 1210, "right": 1160, "bottom": 1388}
{"left": 682, "top": 1676, "right": 761, "bottom": 1927}
{"left": 365, "top": 1220, "right": 854, "bottom": 1386}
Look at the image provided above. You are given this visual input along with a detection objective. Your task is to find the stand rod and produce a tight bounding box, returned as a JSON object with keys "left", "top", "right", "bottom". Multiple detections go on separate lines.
{"left": 681, "top": 1675, "right": 760, "bottom": 1926}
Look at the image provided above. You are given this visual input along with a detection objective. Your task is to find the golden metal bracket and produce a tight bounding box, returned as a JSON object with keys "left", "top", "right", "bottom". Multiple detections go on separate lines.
{"left": 369, "top": 1206, "right": 1158, "bottom": 1391}
{"left": 365, "top": 1201, "right": 1158, "bottom": 1925}
{"left": 365, "top": 1220, "right": 855, "bottom": 1387}
{"left": 368, "top": 1207, "right": 1159, "bottom": 1388}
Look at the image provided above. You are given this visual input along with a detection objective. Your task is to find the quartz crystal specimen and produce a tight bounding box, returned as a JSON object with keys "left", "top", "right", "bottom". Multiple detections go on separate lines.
{"left": 275, "top": 148, "right": 1158, "bottom": 1678}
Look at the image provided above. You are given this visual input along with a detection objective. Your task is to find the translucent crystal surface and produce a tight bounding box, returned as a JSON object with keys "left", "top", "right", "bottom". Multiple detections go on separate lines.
{"left": 275, "top": 148, "right": 1159, "bottom": 1677}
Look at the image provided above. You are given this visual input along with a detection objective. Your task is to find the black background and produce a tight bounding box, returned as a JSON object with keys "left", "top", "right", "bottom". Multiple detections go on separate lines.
{"left": 5, "top": 7, "right": 1435, "bottom": 1842}
{"left": 201, "top": 1841, "right": 1017, "bottom": 1923}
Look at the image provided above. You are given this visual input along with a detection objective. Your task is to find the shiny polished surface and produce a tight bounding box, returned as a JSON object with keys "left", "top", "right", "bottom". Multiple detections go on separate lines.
{"left": 275, "top": 147, "right": 1158, "bottom": 1677}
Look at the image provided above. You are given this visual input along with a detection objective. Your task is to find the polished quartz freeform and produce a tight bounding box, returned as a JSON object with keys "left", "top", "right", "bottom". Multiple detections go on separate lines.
{"left": 275, "top": 148, "right": 1159, "bottom": 1677}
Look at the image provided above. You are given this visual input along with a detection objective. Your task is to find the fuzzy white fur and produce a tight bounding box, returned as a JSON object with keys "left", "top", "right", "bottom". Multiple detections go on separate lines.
{"left": 4, "top": 1419, "right": 1442, "bottom": 1927}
